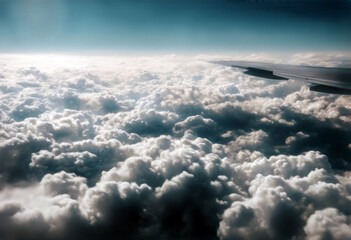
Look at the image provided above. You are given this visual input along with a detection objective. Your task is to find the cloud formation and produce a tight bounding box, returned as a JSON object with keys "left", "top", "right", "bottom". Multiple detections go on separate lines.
{"left": 0, "top": 53, "right": 350, "bottom": 239}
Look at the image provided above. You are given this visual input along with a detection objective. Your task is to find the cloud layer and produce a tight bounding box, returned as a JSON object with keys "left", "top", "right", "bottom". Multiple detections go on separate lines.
{"left": 0, "top": 53, "right": 350, "bottom": 240}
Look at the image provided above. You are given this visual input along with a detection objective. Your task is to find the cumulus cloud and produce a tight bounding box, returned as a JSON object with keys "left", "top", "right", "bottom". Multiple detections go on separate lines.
{"left": 304, "top": 208, "right": 351, "bottom": 240}
{"left": 0, "top": 53, "right": 350, "bottom": 239}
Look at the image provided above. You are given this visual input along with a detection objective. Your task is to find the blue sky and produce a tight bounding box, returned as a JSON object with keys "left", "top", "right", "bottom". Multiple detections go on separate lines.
{"left": 0, "top": 0, "right": 350, "bottom": 53}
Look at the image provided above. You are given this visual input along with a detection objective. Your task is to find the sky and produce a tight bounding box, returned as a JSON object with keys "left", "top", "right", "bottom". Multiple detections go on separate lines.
{"left": 0, "top": 0, "right": 350, "bottom": 53}
{"left": 1, "top": 1, "right": 351, "bottom": 239}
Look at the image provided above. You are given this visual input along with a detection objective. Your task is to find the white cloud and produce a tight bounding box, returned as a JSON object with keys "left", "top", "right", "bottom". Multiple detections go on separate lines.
{"left": 0, "top": 53, "right": 350, "bottom": 239}
{"left": 305, "top": 208, "right": 351, "bottom": 240}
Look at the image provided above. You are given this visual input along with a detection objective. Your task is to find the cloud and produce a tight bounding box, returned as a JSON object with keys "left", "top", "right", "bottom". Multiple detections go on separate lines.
{"left": 0, "top": 53, "right": 350, "bottom": 239}
{"left": 304, "top": 208, "right": 351, "bottom": 240}
{"left": 41, "top": 171, "right": 88, "bottom": 199}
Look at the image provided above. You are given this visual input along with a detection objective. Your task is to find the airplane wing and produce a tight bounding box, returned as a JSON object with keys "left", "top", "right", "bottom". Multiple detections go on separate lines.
{"left": 210, "top": 60, "right": 351, "bottom": 94}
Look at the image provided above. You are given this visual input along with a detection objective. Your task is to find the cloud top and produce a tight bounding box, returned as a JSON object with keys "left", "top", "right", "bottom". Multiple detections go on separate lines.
{"left": 0, "top": 53, "right": 350, "bottom": 239}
